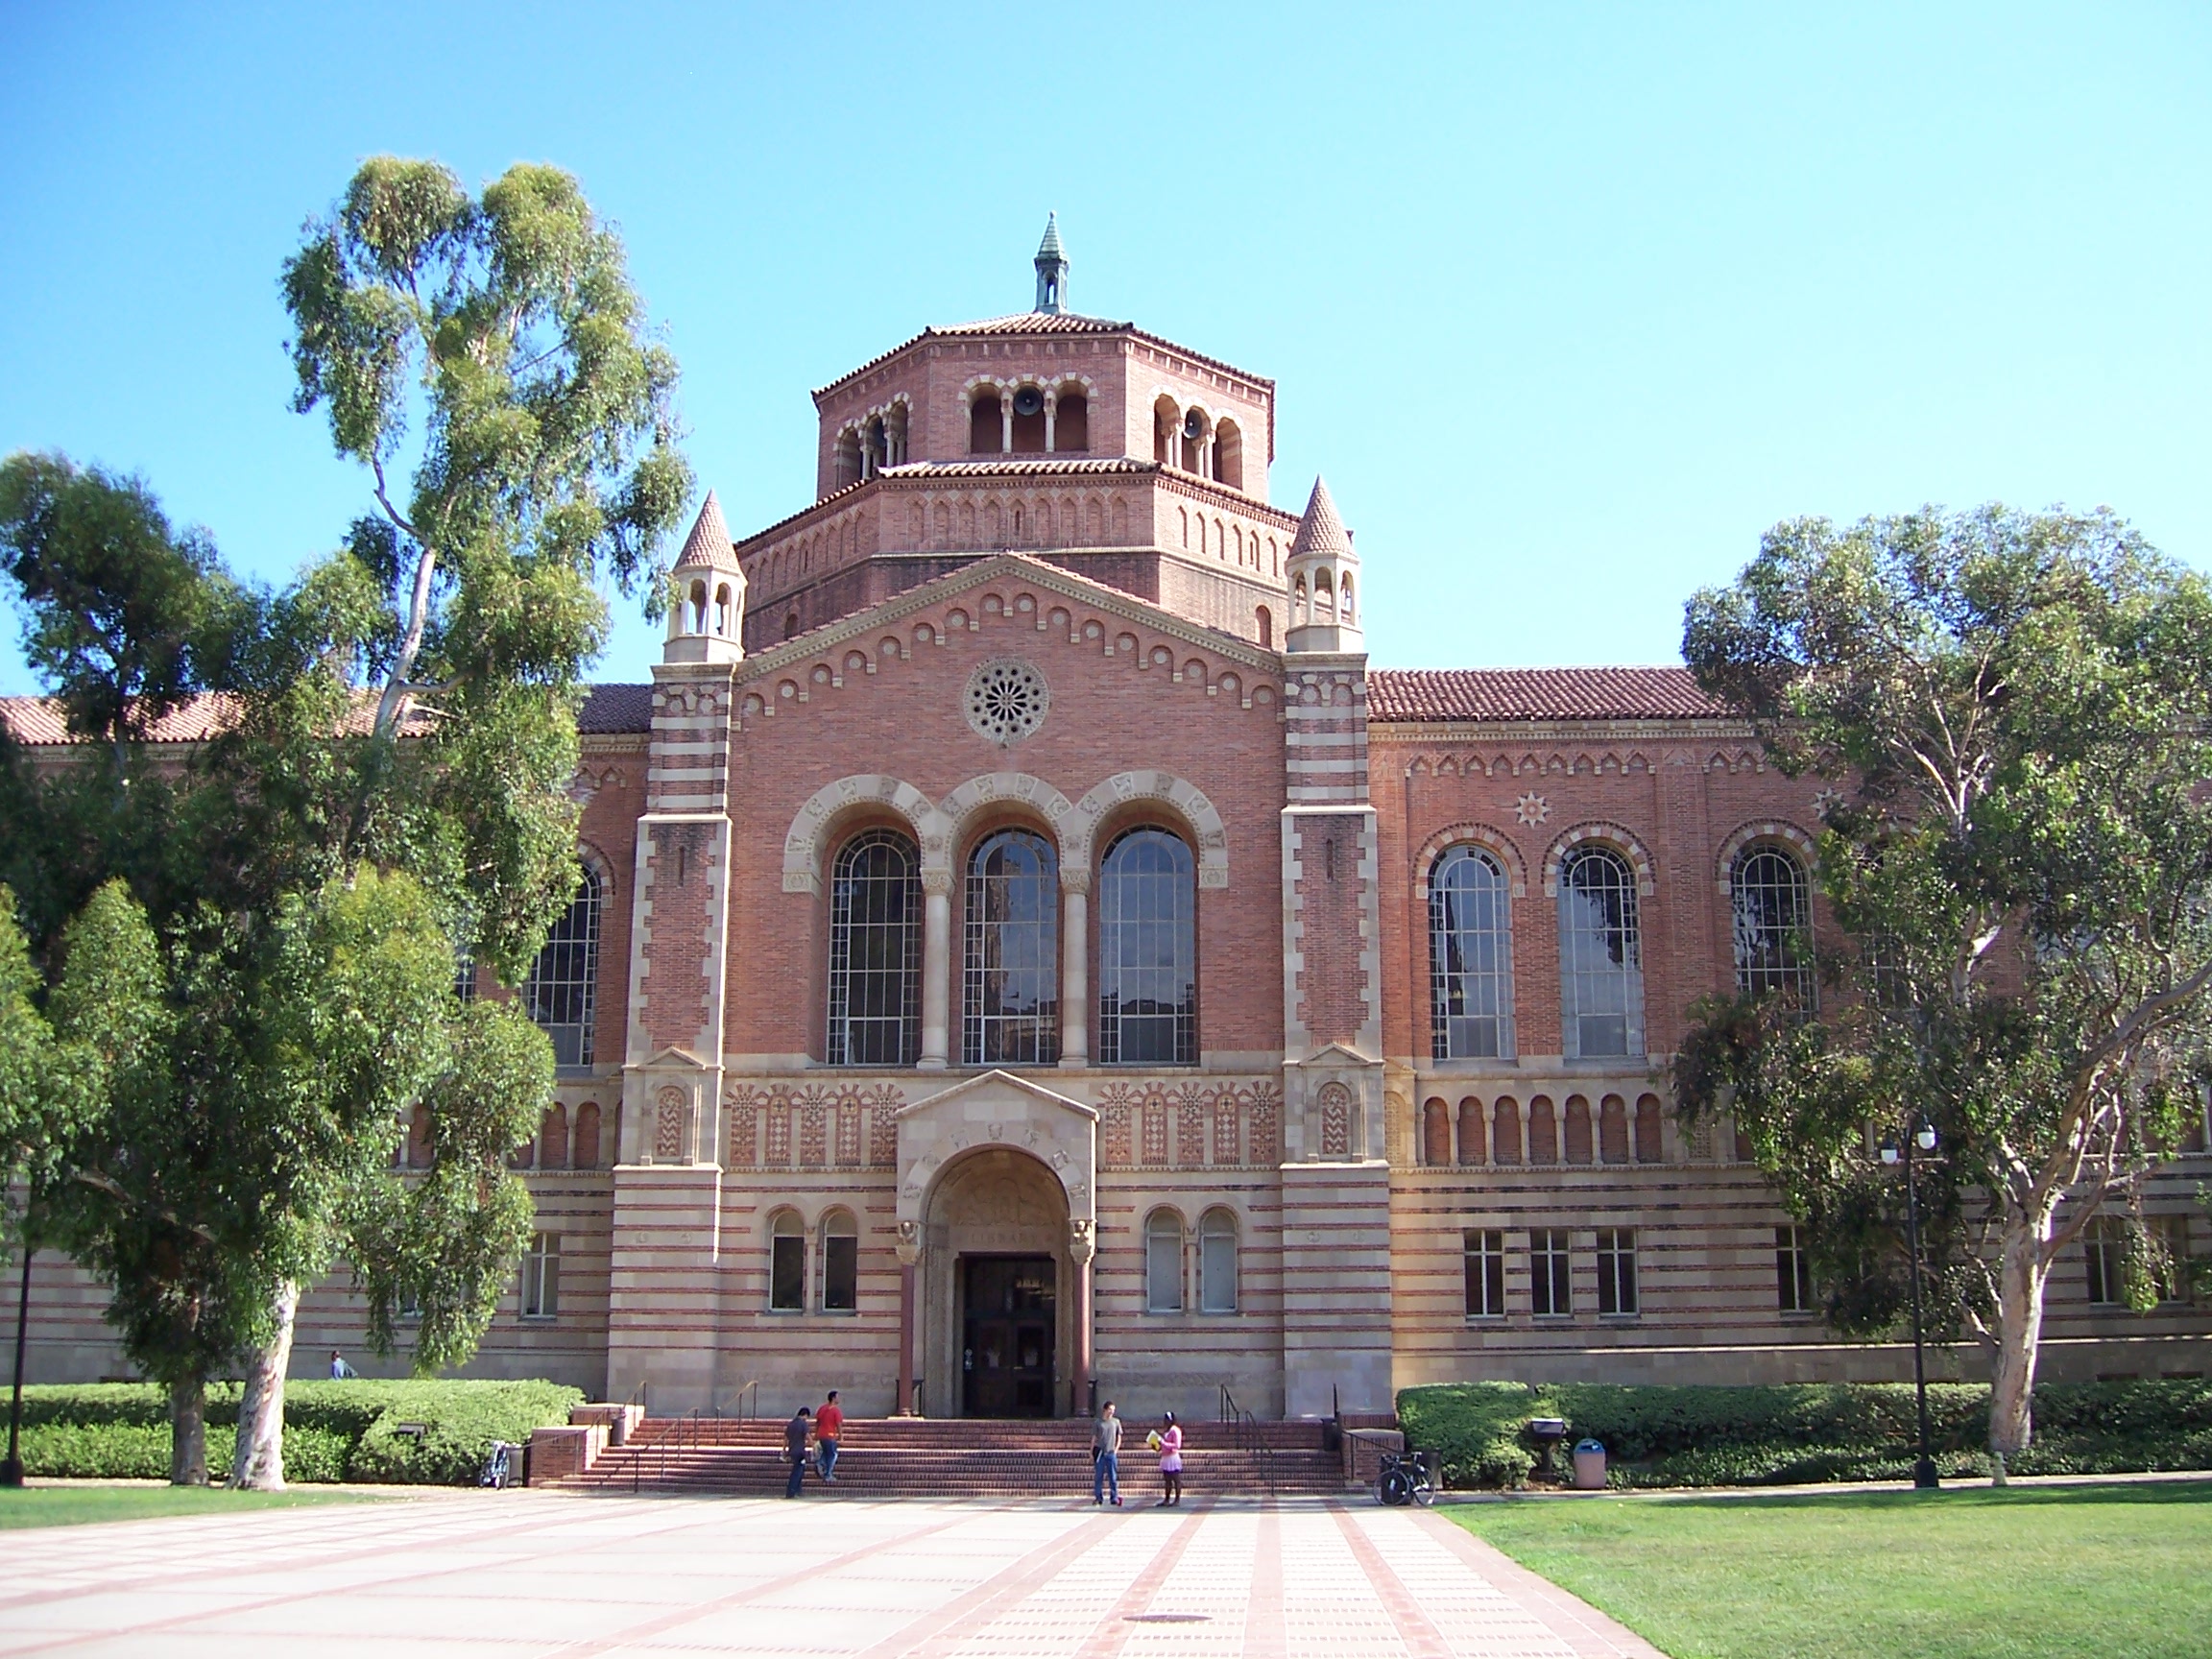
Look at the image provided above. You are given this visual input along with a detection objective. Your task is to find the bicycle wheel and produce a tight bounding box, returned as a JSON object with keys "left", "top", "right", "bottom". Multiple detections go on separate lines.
{"left": 1378, "top": 1465, "right": 1413, "bottom": 1507}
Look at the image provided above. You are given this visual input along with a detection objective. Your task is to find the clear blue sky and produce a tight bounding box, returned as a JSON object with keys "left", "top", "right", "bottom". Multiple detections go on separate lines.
{"left": 3, "top": 3, "right": 2206, "bottom": 692}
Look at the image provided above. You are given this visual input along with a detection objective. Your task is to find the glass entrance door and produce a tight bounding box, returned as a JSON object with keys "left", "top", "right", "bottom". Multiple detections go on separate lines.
{"left": 960, "top": 1255, "right": 1056, "bottom": 1417}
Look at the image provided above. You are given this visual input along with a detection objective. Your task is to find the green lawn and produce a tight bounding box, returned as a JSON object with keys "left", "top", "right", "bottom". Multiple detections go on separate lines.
{"left": 1450, "top": 1480, "right": 2212, "bottom": 1659}
{"left": 0, "top": 1483, "right": 375, "bottom": 1530}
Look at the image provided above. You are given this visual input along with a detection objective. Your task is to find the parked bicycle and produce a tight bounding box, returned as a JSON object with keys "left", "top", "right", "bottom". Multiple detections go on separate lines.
{"left": 1375, "top": 1448, "right": 1434, "bottom": 1507}
{"left": 479, "top": 1440, "right": 517, "bottom": 1489}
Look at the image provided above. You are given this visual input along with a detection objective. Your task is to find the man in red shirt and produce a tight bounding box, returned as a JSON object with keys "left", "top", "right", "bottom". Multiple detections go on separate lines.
{"left": 814, "top": 1390, "right": 844, "bottom": 1482}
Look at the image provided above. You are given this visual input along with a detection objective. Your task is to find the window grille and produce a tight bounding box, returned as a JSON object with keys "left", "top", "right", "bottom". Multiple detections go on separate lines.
{"left": 962, "top": 830, "right": 1060, "bottom": 1065}
{"left": 821, "top": 1211, "right": 858, "bottom": 1311}
{"left": 523, "top": 868, "right": 602, "bottom": 1068}
{"left": 770, "top": 1213, "right": 805, "bottom": 1311}
{"left": 1530, "top": 1228, "right": 1573, "bottom": 1316}
{"left": 1146, "top": 1210, "right": 1184, "bottom": 1312}
{"left": 1557, "top": 848, "right": 1644, "bottom": 1058}
{"left": 1464, "top": 1229, "right": 1505, "bottom": 1318}
{"left": 1430, "top": 846, "right": 1513, "bottom": 1058}
{"left": 1732, "top": 847, "right": 1815, "bottom": 1012}
{"left": 1199, "top": 1209, "right": 1238, "bottom": 1313}
{"left": 1098, "top": 828, "right": 1196, "bottom": 1065}
{"left": 1776, "top": 1224, "right": 1815, "bottom": 1313}
{"left": 452, "top": 950, "right": 476, "bottom": 1003}
{"left": 827, "top": 830, "right": 921, "bottom": 1066}
{"left": 520, "top": 1232, "right": 560, "bottom": 1319}
{"left": 1596, "top": 1228, "right": 1638, "bottom": 1315}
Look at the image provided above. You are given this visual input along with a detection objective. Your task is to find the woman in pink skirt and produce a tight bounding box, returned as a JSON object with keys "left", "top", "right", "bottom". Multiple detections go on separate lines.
{"left": 1153, "top": 1411, "right": 1184, "bottom": 1506}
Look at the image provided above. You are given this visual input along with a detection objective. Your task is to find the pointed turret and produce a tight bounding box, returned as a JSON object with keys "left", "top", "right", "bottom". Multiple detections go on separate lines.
{"left": 1285, "top": 476, "right": 1362, "bottom": 654}
{"left": 1033, "top": 213, "right": 1070, "bottom": 314}
{"left": 663, "top": 490, "right": 745, "bottom": 664}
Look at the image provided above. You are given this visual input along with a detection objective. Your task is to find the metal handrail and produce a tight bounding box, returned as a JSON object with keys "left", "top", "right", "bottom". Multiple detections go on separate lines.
{"left": 729, "top": 1380, "right": 761, "bottom": 1422}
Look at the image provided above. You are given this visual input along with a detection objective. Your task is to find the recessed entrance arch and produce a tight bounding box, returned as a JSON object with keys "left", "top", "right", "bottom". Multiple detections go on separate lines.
{"left": 924, "top": 1149, "right": 1069, "bottom": 1418}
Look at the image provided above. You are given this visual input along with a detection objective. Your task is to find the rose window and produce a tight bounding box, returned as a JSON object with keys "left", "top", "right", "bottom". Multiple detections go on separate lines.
{"left": 965, "top": 660, "right": 1048, "bottom": 745}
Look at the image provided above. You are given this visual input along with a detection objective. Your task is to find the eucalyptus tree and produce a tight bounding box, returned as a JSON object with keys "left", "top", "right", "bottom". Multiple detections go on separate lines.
{"left": 1677, "top": 505, "right": 2212, "bottom": 1475}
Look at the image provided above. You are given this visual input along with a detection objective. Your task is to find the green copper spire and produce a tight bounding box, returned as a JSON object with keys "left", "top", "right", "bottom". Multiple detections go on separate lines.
{"left": 1033, "top": 213, "right": 1069, "bottom": 314}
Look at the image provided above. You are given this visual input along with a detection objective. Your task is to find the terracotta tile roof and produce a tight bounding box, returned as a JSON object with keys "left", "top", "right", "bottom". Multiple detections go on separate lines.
{"left": 883, "top": 457, "right": 1155, "bottom": 480}
{"left": 1366, "top": 668, "right": 1730, "bottom": 723}
{"left": 1288, "top": 476, "right": 1351, "bottom": 561}
{"left": 674, "top": 491, "right": 736, "bottom": 570}
{"left": 579, "top": 684, "right": 654, "bottom": 733}
{"left": 813, "top": 317, "right": 1274, "bottom": 402}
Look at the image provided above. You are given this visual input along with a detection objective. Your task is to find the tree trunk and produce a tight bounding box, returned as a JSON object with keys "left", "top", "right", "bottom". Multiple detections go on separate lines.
{"left": 228, "top": 1280, "right": 299, "bottom": 1491}
{"left": 1985, "top": 1206, "right": 2055, "bottom": 1483}
{"left": 169, "top": 1374, "right": 207, "bottom": 1486}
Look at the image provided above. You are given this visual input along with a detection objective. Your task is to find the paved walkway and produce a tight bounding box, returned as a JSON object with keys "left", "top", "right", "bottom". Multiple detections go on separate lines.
{"left": 0, "top": 1492, "right": 1662, "bottom": 1658}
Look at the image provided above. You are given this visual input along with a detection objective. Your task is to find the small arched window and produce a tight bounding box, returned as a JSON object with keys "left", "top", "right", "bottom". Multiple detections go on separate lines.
{"left": 782, "top": 612, "right": 800, "bottom": 640}
{"left": 407, "top": 1103, "right": 433, "bottom": 1169}
{"left": 828, "top": 829, "right": 922, "bottom": 1066}
{"left": 540, "top": 1104, "right": 569, "bottom": 1170}
{"left": 1429, "top": 846, "right": 1513, "bottom": 1060}
{"left": 685, "top": 579, "right": 709, "bottom": 634}
{"left": 1256, "top": 605, "right": 1272, "bottom": 649}
{"left": 1456, "top": 1096, "right": 1485, "bottom": 1166}
{"left": 1145, "top": 1209, "right": 1185, "bottom": 1313}
{"left": 834, "top": 428, "right": 862, "bottom": 489}
{"left": 713, "top": 583, "right": 733, "bottom": 637}
{"left": 969, "top": 391, "right": 1003, "bottom": 454}
{"left": 1214, "top": 419, "right": 1244, "bottom": 491}
{"left": 1199, "top": 1208, "right": 1238, "bottom": 1313}
{"left": 821, "top": 1208, "right": 858, "bottom": 1311}
{"left": 571, "top": 1101, "right": 602, "bottom": 1169}
{"left": 1557, "top": 846, "right": 1644, "bottom": 1058}
{"left": 1010, "top": 385, "right": 1047, "bottom": 452}
{"left": 1421, "top": 1099, "right": 1451, "bottom": 1166}
{"left": 523, "top": 865, "right": 603, "bottom": 1069}
{"left": 1097, "top": 828, "right": 1195, "bottom": 1066}
{"left": 769, "top": 1211, "right": 805, "bottom": 1311}
{"left": 1732, "top": 846, "right": 1815, "bottom": 1012}
{"left": 1053, "top": 387, "right": 1088, "bottom": 451}
{"left": 962, "top": 830, "right": 1060, "bottom": 1066}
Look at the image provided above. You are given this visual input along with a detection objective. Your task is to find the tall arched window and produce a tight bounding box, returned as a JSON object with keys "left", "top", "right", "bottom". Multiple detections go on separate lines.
{"left": 524, "top": 866, "right": 602, "bottom": 1069}
{"left": 828, "top": 830, "right": 922, "bottom": 1066}
{"left": 769, "top": 1211, "right": 805, "bottom": 1311}
{"left": 1732, "top": 846, "right": 1815, "bottom": 1011}
{"left": 1145, "top": 1208, "right": 1185, "bottom": 1313}
{"left": 821, "top": 1208, "right": 858, "bottom": 1311}
{"left": 1097, "top": 828, "right": 1195, "bottom": 1066}
{"left": 1430, "top": 846, "right": 1513, "bottom": 1059}
{"left": 962, "top": 830, "right": 1060, "bottom": 1066}
{"left": 1199, "top": 1208, "right": 1238, "bottom": 1313}
{"left": 1557, "top": 846, "right": 1644, "bottom": 1058}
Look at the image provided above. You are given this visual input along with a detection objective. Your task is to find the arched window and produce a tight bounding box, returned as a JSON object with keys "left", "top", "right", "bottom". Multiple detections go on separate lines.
{"left": 685, "top": 578, "right": 709, "bottom": 634}
{"left": 406, "top": 1103, "right": 433, "bottom": 1169}
{"left": 540, "top": 1104, "right": 569, "bottom": 1170}
{"left": 1010, "top": 385, "right": 1047, "bottom": 452}
{"left": 571, "top": 1101, "right": 602, "bottom": 1169}
{"left": 1199, "top": 1208, "right": 1238, "bottom": 1313}
{"left": 782, "top": 611, "right": 799, "bottom": 640}
{"left": 1429, "top": 846, "right": 1513, "bottom": 1059}
{"left": 1145, "top": 1209, "right": 1184, "bottom": 1313}
{"left": 1255, "top": 605, "right": 1272, "bottom": 649}
{"left": 1097, "top": 828, "right": 1195, "bottom": 1066}
{"left": 828, "top": 830, "right": 922, "bottom": 1066}
{"left": 1422, "top": 1099, "right": 1451, "bottom": 1166}
{"left": 713, "top": 583, "right": 733, "bottom": 637}
{"left": 886, "top": 402, "right": 909, "bottom": 467}
{"left": 1053, "top": 388, "right": 1089, "bottom": 450}
{"left": 1456, "top": 1096, "right": 1485, "bottom": 1166}
{"left": 1557, "top": 846, "right": 1644, "bottom": 1058}
{"left": 833, "top": 429, "right": 862, "bottom": 489}
{"left": 769, "top": 1211, "right": 805, "bottom": 1311}
{"left": 1732, "top": 846, "right": 1815, "bottom": 1011}
{"left": 1635, "top": 1093, "right": 1665, "bottom": 1164}
{"left": 962, "top": 830, "right": 1060, "bottom": 1066}
{"left": 1214, "top": 419, "right": 1244, "bottom": 491}
{"left": 821, "top": 1208, "right": 858, "bottom": 1311}
{"left": 1527, "top": 1095, "right": 1557, "bottom": 1164}
{"left": 524, "top": 866, "right": 602, "bottom": 1068}
{"left": 969, "top": 391, "right": 1003, "bottom": 454}
{"left": 1599, "top": 1094, "right": 1630, "bottom": 1164}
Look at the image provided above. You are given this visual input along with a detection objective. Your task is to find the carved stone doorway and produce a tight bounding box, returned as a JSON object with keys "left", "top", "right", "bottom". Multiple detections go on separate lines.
{"left": 923, "top": 1147, "right": 1071, "bottom": 1417}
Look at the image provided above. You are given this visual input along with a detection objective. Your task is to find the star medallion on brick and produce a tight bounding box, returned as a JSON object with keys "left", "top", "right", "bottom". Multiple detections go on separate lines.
{"left": 1515, "top": 791, "right": 1551, "bottom": 827}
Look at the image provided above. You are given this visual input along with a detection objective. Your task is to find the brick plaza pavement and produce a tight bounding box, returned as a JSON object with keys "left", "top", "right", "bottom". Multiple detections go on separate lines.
{"left": 0, "top": 1491, "right": 1663, "bottom": 1658}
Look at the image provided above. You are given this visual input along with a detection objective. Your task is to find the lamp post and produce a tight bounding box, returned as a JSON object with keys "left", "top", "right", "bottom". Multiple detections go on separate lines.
{"left": 2, "top": 1245, "right": 31, "bottom": 1488}
{"left": 1880, "top": 1119, "right": 1941, "bottom": 1490}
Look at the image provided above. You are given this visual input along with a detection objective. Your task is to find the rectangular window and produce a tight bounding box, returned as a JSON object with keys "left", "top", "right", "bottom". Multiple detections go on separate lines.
{"left": 520, "top": 1232, "right": 560, "bottom": 1320}
{"left": 771, "top": 1232, "right": 805, "bottom": 1311}
{"left": 1776, "top": 1224, "right": 1815, "bottom": 1313}
{"left": 2085, "top": 1218, "right": 2124, "bottom": 1307}
{"left": 1529, "top": 1228, "right": 1572, "bottom": 1316}
{"left": 1463, "top": 1230, "right": 1505, "bottom": 1319}
{"left": 1146, "top": 1221, "right": 1184, "bottom": 1313}
{"left": 1596, "top": 1228, "right": 1638, "bottom": 1315}
{"left": 1200, "top": 1224, "right": 1238, "bottom": 1314}
{"left": 822, "top": 1231, "right": 858, "bottom": 1312}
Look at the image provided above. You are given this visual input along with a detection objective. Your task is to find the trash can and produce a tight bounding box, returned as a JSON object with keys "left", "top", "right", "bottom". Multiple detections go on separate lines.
{"left": 1572, "top": 1438, "right": 1607, "bottom": 1490}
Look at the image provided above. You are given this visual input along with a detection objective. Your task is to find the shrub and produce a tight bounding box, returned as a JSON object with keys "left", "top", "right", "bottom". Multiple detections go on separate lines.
{"left": 1396, "top": 1378, "right": 2212, "bottom": 1490}
{"left": 12, "top": 1379, "right": 583, "bottom": 1485}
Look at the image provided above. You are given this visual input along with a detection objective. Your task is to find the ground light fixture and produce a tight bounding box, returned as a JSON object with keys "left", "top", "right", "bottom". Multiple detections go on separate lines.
{"left": 1879, "top": 1118, "right": 1941, "bottom": 1490}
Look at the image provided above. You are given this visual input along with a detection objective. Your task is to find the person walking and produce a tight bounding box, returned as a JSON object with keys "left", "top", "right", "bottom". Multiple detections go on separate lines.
{"left": 782, "top": 1406, "right": 812, "bottom": 1499}
{"left": 1152, "top": 1411, "right": 1184, "bottom": 1506}
{"left": 1092, "top": 1401, "right": 1122, "bottom": 1506}
{"left": 814, "top": 1390, "right": 844, "bottom": 1483}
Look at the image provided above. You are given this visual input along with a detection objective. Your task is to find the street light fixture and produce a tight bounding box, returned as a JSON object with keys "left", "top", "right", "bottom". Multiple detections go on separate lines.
{"left": 1880, "top": 1118, "right": 1941, "bottom": 1490}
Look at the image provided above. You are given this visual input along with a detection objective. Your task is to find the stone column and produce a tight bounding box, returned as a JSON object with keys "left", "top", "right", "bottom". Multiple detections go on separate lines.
{"left": 1069, "top": 1219, "right": 1095, "bottom": 1417}
{"left": 1044, "top": 391, "right": 1057, "bottom": 454}
{"left": 896, "top": 1222, "right": 921, "bottom": 1415}
{"left": 1000, "top": 398, "right": 1014, "bottom": 454}
{"left": 1059, "top": 872, "right": 1089, "bottom": 1069}
{"left": 920, "top": 870, "right": 951, "bottom": 1069}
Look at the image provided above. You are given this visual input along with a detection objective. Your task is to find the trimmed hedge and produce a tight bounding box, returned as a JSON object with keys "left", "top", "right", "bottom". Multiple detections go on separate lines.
{"left": 12, "top": 1380, "right": 582, "bottom": 1485}
{"left": 1396, "top": 1379, "right": 2212, "bottom": 1490}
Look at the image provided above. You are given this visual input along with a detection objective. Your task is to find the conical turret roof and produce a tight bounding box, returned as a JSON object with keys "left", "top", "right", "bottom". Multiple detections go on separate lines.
{"left": 1035, "top": 212, "right": 1064, "bottom": 261}
{"left": 1288, "top": 476, "right": 1352, "bottom": 562}
{"left": 675, "top": 490, "right": 736, "bottom": 569}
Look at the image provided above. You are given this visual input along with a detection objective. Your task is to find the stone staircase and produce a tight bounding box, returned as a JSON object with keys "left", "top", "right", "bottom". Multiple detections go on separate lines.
{"left": 558, "top": 1415, "right": 1347, "bottom": 1500}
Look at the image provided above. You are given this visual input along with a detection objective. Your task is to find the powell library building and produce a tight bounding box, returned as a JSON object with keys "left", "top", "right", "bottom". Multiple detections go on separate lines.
{"left": 12, "top": 226, "right": 2208, "bottom": 1416}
